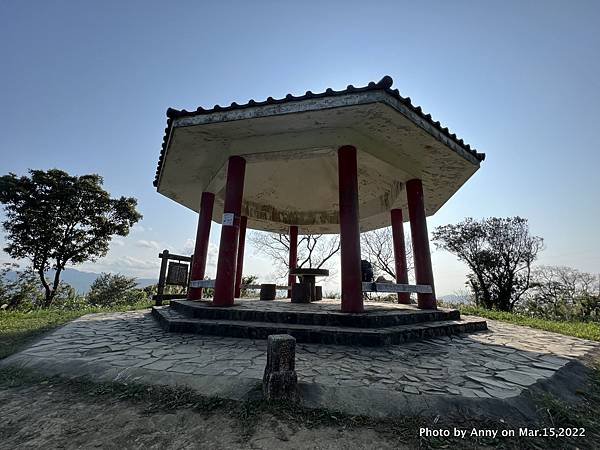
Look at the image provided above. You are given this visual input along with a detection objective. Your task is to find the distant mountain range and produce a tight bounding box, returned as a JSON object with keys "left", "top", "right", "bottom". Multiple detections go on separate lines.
{"left": 4, "top": 268, "right": 157, "bottom": 293}
{"left": 4, "top": 267, "right": 470, "bottom": 300}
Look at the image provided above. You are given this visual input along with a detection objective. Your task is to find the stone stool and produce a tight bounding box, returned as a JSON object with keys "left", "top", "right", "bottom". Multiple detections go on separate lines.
{"left": 260, "top": 283, "right": 276, "bottom": 300}
{"left": 291, "top": 282, "right": 313, "bottom": 303}
{"left": 263, "top": 334, "right": 298, "bottom": 401}
{"left": 315, "top": 286, "right": 322, "bottom": 301}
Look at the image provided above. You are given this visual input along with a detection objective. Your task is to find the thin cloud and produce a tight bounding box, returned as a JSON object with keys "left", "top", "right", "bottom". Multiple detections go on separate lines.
{"left": 130, "top": 224, "right": 145, "bottom": 233}
{"left": 77, "top": 255, "right": 160, "bottom": 278}
{"left": 111, "top": 238, "right": 126, "bottom": 247}
{"left": 136, "top": 239, "right": 160, "bottom": 250}
{"left": 182, "top": 238, "right": 195, "bottom": 255}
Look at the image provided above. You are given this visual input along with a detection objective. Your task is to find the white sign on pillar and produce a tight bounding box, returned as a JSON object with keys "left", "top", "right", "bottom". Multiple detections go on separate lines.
{"left": 222, "top": 213, "right": 235, "bottom": 226}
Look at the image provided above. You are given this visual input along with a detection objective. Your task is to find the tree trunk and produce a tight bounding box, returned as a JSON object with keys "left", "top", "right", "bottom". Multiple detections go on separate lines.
{"left": 38, "top": 267, "right": 62, "bottom": 308}
{"left": 38, "top": 269, "right": 52, "bottom": 307}
{"left": 49, "top": 267, "right": 62, "bottom": 307}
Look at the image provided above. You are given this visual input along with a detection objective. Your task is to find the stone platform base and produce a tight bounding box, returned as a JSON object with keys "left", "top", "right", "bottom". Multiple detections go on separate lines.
{"left": 3, "top": 311, "right": 598, "bottom": 420}
{"left": 152, "top": 299, "right": 487, "bottom": 346}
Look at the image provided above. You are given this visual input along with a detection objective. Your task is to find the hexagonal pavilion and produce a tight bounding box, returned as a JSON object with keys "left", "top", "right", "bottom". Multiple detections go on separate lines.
{"left": 154, "top": 76, "right": 485, "bottom": 313}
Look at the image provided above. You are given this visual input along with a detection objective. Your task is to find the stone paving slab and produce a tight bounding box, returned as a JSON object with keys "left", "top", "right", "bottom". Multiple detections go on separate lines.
{"left": 170, "top": 299, "right": 462, "bottom": 328}
{"left": 2, "top": 310, "right": 598, "bottom": 418}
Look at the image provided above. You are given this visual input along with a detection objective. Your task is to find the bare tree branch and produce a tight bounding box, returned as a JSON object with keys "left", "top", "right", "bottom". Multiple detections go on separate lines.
{"left": 248, "top": 231, "right": 340, "bottom": 281}
{"left": 360, "top": 227, "right": 413, "bottom": 281}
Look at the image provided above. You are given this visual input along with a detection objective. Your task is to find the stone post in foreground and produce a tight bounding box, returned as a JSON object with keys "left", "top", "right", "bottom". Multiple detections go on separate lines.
{"left": 263, "top": 334, "right": 298, "bottom": 401}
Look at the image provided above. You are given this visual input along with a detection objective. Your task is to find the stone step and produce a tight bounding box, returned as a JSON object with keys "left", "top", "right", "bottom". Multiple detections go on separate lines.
{"left": 152, "top": 306, "right": 487, "bottom": 347}
{"left": 170, "top": 299, "right": 461, "bottom": 328}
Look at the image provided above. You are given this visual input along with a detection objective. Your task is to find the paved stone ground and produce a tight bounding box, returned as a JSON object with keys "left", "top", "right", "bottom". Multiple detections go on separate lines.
{"left": 177, "top": 298, "right": 445, "bottom": 315}
{"left": 4, "top": 310, "right": 597, "bottom": 406}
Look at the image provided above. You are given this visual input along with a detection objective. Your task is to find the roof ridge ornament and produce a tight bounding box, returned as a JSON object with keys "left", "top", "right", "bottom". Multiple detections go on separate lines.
{"left": 376, "top": 75, "right": 394, "bottom": 89}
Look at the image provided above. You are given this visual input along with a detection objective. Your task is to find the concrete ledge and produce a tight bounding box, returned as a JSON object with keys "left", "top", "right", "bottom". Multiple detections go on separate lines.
{"left": 299, "top": 353, "right": 599, "bottom": 422}
{"left": 0, "top": 354, "right": 261, "bottom": 401}
{"left": 153, "top": 306, "right": 487, "bottom": 347}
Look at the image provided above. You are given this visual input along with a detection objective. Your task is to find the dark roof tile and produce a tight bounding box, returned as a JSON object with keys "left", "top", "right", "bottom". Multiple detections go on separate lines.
{"left": 153, "top": 76, "right": 485, "bottom": 187}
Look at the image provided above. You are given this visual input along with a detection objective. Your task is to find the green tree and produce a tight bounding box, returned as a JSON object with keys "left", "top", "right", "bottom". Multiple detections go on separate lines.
{"left": 432, "top": 217, "right": 543, "bottom": 311}
{"left": 87, "top": 273, "right": 146, "bottom": 307}
{"left": 0, "top": 169, "right": 142, "bottom": 307}
{"left": 521, "top": 266, "right": 600, "bottom": 321}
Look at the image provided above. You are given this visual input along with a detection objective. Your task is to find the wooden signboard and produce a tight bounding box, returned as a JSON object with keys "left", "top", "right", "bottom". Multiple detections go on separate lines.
{"left": 166, "top": 262, "right": 189, "bottom": 286}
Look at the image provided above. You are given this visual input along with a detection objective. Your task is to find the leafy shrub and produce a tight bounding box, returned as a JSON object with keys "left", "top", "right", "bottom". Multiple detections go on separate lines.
{"left": 51, "top": 284, "right": 88, "bottom": 310}
{"left": 240, "top": 275, "right": 258, "bottom": 297}
{"left": 0, "top": 264, "right": 45, "bottom": 310}
{"left": 0, "top": 264, "right": 86, "bottom": 311}
{"left": 87, "top": 273, "right": 147, "bottom": 307}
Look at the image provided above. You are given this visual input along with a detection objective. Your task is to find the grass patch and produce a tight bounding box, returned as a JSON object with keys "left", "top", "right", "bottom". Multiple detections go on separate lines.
{"left": 0, "top": 301, "right": 153, "bottom": 359}
{"left": 459, "top": 306, "right": 600, "bottom": 342}
{"left": 3, "top": 364, "right": 600, "bottom": 449}
{"left": 535, "top": 361, "right": 600, "bottom": 446}
{"left": 0, "top": 367, "right": 449, "bottom": 447}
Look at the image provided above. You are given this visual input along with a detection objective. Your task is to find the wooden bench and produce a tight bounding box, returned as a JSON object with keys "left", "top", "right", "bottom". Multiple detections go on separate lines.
{"left": 188, "top": 280, "right": 431, "bottom": 298}
{"left": 361, "top": 282, "right": 433, "bottom": 294}
{"left": 189, "top": 279, "right": 215, "bottom": 288}
{"left": 189, "top": 280, "right": 291, "bottom": 300}
{"left": 189, "top": 280, "right": 290, "bottom": 290}
{"left": 244, "top": 284, "right": 292, "bottom": 291}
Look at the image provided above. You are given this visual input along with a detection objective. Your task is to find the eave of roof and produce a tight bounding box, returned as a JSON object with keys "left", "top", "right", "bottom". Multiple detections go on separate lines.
{"left": 153, "top": 76, "right": 485, "bottom": 187}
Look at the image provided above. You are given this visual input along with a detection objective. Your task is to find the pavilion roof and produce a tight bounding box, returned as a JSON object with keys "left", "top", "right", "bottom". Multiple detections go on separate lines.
{"left": 153, "top": 76, "right": 485, "bottom": 187}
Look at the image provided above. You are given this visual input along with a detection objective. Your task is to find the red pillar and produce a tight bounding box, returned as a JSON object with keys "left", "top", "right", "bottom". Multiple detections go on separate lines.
{"left": 338, "top": 145, "right": 364, "bottom": 313}
{"left": 234, "top": 216, "right": 248, "bottom": 298}
{"left": 406, "top": 179, "right": 437, "bottom": 309}
{"left": 213, "top": 156, "right": 246, "bottom": 306}
{"left": 187, "top": 192, "right": 215, "bottom": 300}
{"left": 288, "top": 225, "right": 298, "bottom": 298}
{"left": 390, "top": 208, "right": 410, "bottom": 304}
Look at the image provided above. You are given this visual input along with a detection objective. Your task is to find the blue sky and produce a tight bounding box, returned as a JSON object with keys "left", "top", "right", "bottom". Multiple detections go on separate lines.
{"left": 1, "top": 1, "right": 598, "bottom": 295}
